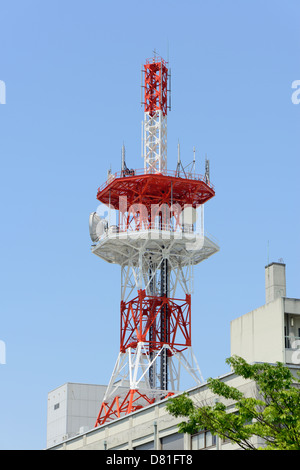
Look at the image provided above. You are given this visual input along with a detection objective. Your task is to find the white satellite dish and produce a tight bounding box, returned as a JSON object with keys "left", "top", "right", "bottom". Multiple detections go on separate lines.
{"left": 89, "top": 212, "right": 105, "bottom": 243}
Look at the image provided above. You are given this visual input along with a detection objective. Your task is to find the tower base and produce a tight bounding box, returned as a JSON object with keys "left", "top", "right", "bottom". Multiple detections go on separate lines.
{"left": 94, "top": 344, "right": 203, "bottom": 427}
{"left": 95, "top": 388, "right": 174, "bottom": 426}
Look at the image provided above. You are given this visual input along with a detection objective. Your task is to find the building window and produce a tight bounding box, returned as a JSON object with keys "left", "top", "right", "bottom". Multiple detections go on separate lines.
{"left": 54, "top": 403, "right": 60, "bottom": 410}
{"left": 160, "top": 433, "right": 184, "bottom": 450}
{"left": 134, "top": 441, "right": 154, "bottom": 450}
{"left": 192, "top": 430, "right": 216, "bottom": 450}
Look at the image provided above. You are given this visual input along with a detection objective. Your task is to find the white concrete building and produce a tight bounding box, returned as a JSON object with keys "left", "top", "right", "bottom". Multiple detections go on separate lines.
{"left": 47, "top": 383, "right": 107, "bottom": 448}
{"left": 231, "top": 262, "right": 300, "bottom": 365}
{"left": 47, "top": 262, "right": 300, "bottom": 450}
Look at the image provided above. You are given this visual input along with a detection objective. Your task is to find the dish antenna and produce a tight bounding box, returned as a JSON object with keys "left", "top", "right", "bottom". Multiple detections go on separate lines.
{"left": 89, "top": 212, "right": 105, "bottom": 243}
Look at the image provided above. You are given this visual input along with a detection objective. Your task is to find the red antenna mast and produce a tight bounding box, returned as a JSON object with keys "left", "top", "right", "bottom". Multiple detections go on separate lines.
{"left": 142, "top": 54, "right": 170, "bottom": 173}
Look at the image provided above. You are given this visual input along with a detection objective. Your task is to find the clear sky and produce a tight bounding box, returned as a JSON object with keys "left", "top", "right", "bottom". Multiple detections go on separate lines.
{"left": 0, "top": 0, "right": 299, "bottom": 450}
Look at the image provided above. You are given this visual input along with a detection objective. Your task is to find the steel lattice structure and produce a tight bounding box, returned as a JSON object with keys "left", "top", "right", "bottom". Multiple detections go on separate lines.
{"left": 89, "top": 55, "right": 219, "bottom": 426}
{"left": 142, "top": 57, "right": 169, "bottom": 173}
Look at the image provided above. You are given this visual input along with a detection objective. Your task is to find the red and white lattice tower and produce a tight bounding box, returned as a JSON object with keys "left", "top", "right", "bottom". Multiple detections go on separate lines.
{"left": 89, "top": 55, "right": 219, "bottom": 426}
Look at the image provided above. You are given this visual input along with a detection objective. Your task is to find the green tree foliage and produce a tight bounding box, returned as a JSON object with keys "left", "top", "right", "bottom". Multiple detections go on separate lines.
{"left": 166, "top": 356, "right": 300, "bottom": 450}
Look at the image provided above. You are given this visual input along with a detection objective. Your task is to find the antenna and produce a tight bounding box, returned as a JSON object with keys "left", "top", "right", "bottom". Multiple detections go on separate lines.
{"left": 176, "top": 140, "right": 186, "bottom": 177}
{"left": 205, "top": 155, "right": 210, "bottom": 184}
{"left": 141, "top": 65, "right": 144, "bottom": 108}
{"left": 168, "top": 68, "right": 171, "bottom": 112}
{"left": 167, "top": 40, "right": 169, "bottom": 64}
{"left": 121, "top": 143, "right": 125, "bottom": 172}
{"left": 193, "top": 147, "right": 196, "bottom": 176}
{"left": 176, "top": 140, "right": 180, "bottom": 176}
{"left": 166, "top": 43, "right": 171, "bottom": 112}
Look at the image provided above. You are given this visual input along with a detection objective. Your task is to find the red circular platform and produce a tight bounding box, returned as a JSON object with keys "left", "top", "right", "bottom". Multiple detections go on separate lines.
{"left": 97, "top": 168, "right": 215, "bottom": 211}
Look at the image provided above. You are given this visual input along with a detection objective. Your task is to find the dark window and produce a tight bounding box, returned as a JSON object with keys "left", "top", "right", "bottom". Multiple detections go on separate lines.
{"left": 54, "top": 403, "right": 60, "bottom": 410}
{"left": 134, "top": 441, "right": 154, "bottom": 450}
{"left": 161, "top": 433, "right": 184, "bottom": 450}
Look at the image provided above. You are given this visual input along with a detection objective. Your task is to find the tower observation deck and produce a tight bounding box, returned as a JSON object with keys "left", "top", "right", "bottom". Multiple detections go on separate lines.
{"left": 89, "top": 55, "right": 219, "bottom": 426}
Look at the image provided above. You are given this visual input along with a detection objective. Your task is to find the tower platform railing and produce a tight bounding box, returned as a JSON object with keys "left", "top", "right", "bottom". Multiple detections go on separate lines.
{"left": 94, "top": 223, "right": 219, "bottom": 246}
{"left": 97, "top": 167, "right": 215, "bottom": 193}
{"left": 105, "top": 222, "right": 196, "bottom": 236}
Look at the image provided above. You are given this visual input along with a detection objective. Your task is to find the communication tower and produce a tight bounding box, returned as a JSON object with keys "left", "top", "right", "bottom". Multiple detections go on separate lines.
{"left": 89, "top": 55, "right": 219, "bottom": 426}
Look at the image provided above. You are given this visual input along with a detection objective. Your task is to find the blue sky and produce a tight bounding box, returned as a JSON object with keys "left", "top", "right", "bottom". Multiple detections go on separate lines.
{"left": 0, "top": 0, "right": 299, "bottom": 450}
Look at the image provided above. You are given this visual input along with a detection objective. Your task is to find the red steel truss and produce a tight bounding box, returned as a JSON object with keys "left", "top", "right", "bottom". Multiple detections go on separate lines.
{"left": 95, "top": 389, "right": 154, "bottom": 425}
{"left": 97, "top": 171, "right": 215, "bottom": 232}
{"left": 95, "top": 388, "right": 175, "bottom": 426}
{"left": 120, "top": 290, "right": 191, "bottom": 353}
{"left": 144, "top": 57, "right": 168, "bottom": 116}
{"left": 97, "top": 170, "right": 214, "bottom": 207}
